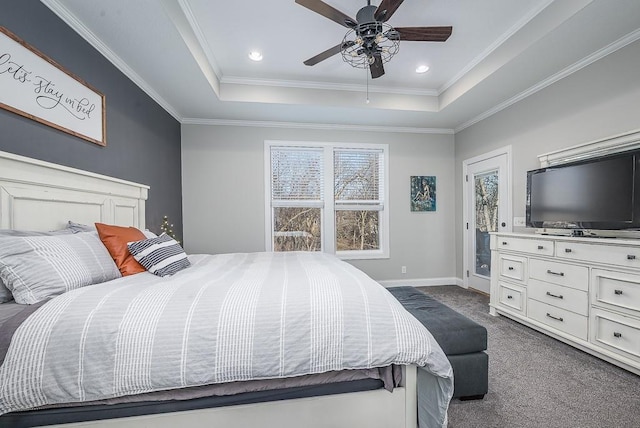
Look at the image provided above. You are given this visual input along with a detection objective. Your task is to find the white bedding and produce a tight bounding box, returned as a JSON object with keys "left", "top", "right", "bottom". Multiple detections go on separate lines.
{"left": 0, "top": 252, "right": 453, "bottom": 425}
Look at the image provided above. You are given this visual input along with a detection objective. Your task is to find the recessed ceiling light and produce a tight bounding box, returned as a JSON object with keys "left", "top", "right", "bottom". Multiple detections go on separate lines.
{"left": 416, "top": 65, "right": 430, "bottom": 74}
{"left": 248, "top": 51, "right": 263, "bottom": 62}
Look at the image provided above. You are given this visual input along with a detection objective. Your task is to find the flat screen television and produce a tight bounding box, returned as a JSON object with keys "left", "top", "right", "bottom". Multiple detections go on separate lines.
{"left": 526, "top": 150, "right": 640, "bottom": 230}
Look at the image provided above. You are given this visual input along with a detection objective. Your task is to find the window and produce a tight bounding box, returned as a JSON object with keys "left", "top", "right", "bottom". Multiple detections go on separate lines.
{"left": 265, "top": 141, "right": 389, "bottom": 259}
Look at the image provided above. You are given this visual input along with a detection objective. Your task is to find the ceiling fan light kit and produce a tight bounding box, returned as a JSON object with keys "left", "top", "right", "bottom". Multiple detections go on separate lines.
{"left": 296, "top": 0, "right": 452, "bottom": 79}
{"left": 341, "top": 21, "right": 399, "bottom": 71}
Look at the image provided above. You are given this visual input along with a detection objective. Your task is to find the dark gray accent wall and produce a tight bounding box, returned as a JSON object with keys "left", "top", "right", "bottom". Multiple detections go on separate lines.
{"left": 0, "top": 0, "right": 182, "bottom": 237}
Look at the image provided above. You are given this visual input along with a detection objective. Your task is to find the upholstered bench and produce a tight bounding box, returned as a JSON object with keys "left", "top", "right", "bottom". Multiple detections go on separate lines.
{"left": 388, "top": 286, "right": 488, "bottom": 400}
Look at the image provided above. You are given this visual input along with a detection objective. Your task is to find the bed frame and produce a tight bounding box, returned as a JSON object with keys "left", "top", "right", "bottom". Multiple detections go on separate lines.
{"left": 0, "top": 150, "right": 422, "bottom": 428}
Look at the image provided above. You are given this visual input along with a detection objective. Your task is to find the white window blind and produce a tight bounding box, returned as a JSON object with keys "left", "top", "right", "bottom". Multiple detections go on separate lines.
{"left": 266, "top": 141, "right": 389, "bottom": 259}
{"left": 271, "top": 147, "right": 323, "bottom": 201}
{"left": 334, "top": 149, "right": 384, "bottom": 210}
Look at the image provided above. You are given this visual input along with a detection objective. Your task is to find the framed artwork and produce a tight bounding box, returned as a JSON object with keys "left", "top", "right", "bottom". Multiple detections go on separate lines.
{"left": 410, "top": 176, "right": 436, "bottom": 212}
{"left": 0, "top": 26, "right": 106, "bottom": 146}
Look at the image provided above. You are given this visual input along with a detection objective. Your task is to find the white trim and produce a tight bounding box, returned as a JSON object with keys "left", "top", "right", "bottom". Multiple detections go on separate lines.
{"left": 182, "top": 118, "right": 454, "bottom": 135}
{"left": 265, "top": 141, "right": 390, "bottom": 260}
{"left": 163, "top": 0, "right": 221, "bottom": 97}
{"left": 221, "top": 76, "right": 439, "bottom": 97}
{"left": 462, "top": 146, "right": 513, "bottom": 292}
{"left": 40, "top": 0, "right": 182, "bottom": 122}
{"left": 439, "top": 0, "right": 554, "bottom": 94}
{"left": 455, "top": 28, "right": 640, "bottom": 133}
{"left": 176, "top": 0, "right": 222, "bottom": 79}
{"left": 537, "top": 128, "right": 640, "bottom": 166}
{"left": 379, "top": 278, "right": 463, "bottom": 288}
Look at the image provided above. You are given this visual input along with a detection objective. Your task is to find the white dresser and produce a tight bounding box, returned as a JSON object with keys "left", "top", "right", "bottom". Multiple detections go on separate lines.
{"left": 490, "top": 232, "right": 640, "bottom": 375}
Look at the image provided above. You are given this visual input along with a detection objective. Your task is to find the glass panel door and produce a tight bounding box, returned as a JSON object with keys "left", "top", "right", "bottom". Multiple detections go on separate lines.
{"left": 464, "top": 150, "right": 511, "bottom": 295}
{"left": 474, "top": 170, "right": 498, "bottom": 277}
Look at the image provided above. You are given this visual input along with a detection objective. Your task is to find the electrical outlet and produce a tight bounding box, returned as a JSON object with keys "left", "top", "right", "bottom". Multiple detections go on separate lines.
{"left": 513, "top": 217, "right": 526, "bottom": 227}
{"left": 401, "top": 266, "right": 407, "bottom": 274}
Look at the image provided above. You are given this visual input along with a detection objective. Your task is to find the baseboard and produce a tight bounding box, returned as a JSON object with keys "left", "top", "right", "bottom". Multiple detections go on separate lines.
{"left": 379, "top": 277, "right": 464, "bottom": 288}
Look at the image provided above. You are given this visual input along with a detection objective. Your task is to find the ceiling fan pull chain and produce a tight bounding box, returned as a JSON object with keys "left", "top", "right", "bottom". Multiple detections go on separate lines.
{"left": 366, "top": 67, "right": 370, "bottom": 104}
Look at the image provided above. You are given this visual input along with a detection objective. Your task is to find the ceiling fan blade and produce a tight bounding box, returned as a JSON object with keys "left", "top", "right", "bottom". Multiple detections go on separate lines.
{"left": 394, "top": 26, "right": 452, "bottom": 42}
{"left": 303, "top": 43, "right": 343, "bottom": 66}
{"left": 370, "top": 55, "right": 385, "bottom": 79}
{"left": 295, "top": 0, "right": 356, "bottom": 28}
{"left": 375, "top": 0, "right": 405, "bottom": 22}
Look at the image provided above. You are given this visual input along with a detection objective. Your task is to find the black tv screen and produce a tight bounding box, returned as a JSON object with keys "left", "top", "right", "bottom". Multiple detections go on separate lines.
{"left": 526, "top": 152, "right": 640, "bottom": 230}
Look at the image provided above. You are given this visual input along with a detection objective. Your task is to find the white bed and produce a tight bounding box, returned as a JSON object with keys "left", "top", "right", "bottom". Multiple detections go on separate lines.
{"left": 0, "top": 150, "right": 452, "bottom": 428}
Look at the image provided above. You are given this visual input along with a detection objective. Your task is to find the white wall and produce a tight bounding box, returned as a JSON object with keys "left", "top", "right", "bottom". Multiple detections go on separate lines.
{"left": 454, "top": 39, "right": 640, "bottom": 278}
{"left": 181, "top": 125, "right": 456, "bottom": 283}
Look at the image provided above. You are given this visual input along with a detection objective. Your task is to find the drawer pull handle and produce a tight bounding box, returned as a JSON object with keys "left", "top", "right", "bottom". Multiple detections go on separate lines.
{"left": 507, "top": 295, "right": 513, "bottom": 299}
{"left": 502, "top": 241, "right": 508, "bottom": 246}
{"left": 546, "top": 291, "right": 564, "bottom": 299}
{"left": 546, "top": 270, "right": 565, "bottom": 277}
{"left": 614, "top": 289, "right": 623, "bottom": 295}
{"left": 565, "top": 248, "right": 572, "bottom": 253}
{"left": 546, "top": 313, "right": 564, "bottom": 322}
{"left": 508, "top": 266, "right": 514, "bottom": 271}
{"left": 627, "top": 255, "right": 636, "bottom": 260}
{"left": 537, "top": 245, "right": 544, "bottom": 250}
{"left": 614, "top": 332, "right": 622, "bottom": 338}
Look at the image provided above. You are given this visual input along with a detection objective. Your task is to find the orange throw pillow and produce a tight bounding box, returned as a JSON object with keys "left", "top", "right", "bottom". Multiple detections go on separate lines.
{"left": 95, "top": 223, "right": 147, "bottom": 276}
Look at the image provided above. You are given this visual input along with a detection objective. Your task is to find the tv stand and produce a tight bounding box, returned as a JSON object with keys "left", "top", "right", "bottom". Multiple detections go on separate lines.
{"left": 490, "top": 232, "right": 640, "bottom": 375}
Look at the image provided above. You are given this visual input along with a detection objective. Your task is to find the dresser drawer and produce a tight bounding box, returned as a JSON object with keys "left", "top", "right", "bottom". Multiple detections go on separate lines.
{"left": 592, "top": 269, "right": 640, "bottom": 315}
{"left": 557, "top": 241, "right": 640, "bottom": 269}
{"left": 591, "top": 308, "right": 640, "bottom": 361}
{"left": 499, "top": 254, "right": 526, "bottom": 282}
{"left": 528, "top": 299, "right": 588, "bottom": 341}
{"left": 496, "top": 236, "right": 553, "bottom": 256}
{"left": 528, "top": 279, "right": 588, "bottom": 316}
{"left": 498, "top": 282, "right": 526, "bottom": 314}
{"left": 529, "top": 258, "right": 589, "bottom": 291}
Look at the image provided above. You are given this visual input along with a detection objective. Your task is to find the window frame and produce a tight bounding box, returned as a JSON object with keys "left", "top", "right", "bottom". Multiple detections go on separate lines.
{"left": 264, "top": 140, "right": 390, "bottom": 260}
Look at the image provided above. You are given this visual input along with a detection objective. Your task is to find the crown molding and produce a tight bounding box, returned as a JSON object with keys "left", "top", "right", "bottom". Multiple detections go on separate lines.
{"left": 220, "top": 76, "right": 439, "bottom": 97}
{"left": 40, "top": 0, "right": 182, "bottom": 122}
{"left": 439, "top": 0, "right": 555, "bottom": 95}
{"left": 176, "top": 0, "right": 222, "bottom": 81}
{"left": 181, "top": 118, "right": 454, "bottom": 135}
{"left": 454, "top": 27, "right": 640, "bottom": 133}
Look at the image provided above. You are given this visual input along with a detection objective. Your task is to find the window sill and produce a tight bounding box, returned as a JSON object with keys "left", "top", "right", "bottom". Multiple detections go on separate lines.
{"left": 336, "top": 250, "right": 389, "bottom": 260}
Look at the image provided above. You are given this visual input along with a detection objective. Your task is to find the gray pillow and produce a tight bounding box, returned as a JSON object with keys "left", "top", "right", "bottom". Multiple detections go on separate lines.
{"left": 0, "top": 231, "right": 122, "bottom": 304}
{"left": 0, "top": 228, "right": 74, "bottom": 303}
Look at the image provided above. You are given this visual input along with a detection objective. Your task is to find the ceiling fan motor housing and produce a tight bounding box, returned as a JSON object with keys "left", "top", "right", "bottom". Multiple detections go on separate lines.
{"left": 356, "top": 5, "right": 378, "bottom": 24}
{"left": 355, "top": 5, "right": 385, "bottom": 54}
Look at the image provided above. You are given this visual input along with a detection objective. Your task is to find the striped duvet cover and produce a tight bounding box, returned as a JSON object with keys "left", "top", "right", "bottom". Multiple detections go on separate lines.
{"left": 0, "top": 252, "right": 452, "bottom": 423}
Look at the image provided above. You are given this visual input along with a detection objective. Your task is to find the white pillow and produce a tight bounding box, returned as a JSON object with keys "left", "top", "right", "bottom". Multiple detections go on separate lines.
{"left": 127, "top": 233, "right": 190, "bottom": 277}
{"left": 0, "top": 232, "right": 122, "bottom": 304}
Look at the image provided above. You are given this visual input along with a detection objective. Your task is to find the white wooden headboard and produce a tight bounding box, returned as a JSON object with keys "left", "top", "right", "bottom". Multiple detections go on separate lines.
{"left": 0, "top": 150, "right": 148, "bottom": 231}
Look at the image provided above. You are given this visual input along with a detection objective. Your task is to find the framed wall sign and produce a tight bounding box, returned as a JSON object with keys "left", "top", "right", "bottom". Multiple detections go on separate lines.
{"left": 0, "top": 26, "right": 106, "bottom": 146}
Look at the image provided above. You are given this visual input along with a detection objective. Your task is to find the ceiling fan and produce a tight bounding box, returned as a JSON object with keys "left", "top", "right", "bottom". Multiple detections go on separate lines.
{"left": 296, "top": 0, "right": 452, "bottom": 79}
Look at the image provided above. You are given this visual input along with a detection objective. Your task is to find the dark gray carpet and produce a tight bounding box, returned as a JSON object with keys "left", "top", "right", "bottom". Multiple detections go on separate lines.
{"left": 415, "top": 286, "right": 640, "bottom": 428}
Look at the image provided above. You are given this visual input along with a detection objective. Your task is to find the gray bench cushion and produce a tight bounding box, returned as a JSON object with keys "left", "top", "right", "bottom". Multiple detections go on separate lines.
{"left": 388, "top": 286, "right": 487, "bottom": 355}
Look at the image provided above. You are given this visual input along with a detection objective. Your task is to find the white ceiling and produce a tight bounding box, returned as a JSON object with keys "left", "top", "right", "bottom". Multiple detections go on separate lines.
{"left": 42, "top": 0, "right": 640, "bottom": 132}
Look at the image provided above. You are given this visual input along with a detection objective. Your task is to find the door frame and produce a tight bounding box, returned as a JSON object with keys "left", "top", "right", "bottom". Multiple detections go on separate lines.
{"left": 462, "top": 145, "right": 513, "bottom": 290}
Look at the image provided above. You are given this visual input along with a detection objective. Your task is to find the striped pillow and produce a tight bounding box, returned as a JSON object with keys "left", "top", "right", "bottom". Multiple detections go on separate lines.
{"left": 0, "top": 227, "right": 76, "bottom": 303}
{"left": 0, "top": 232, "right": 122, "bottom": 304}
{"left": 127, "top": 233, "right": 190, "bottom": 277}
